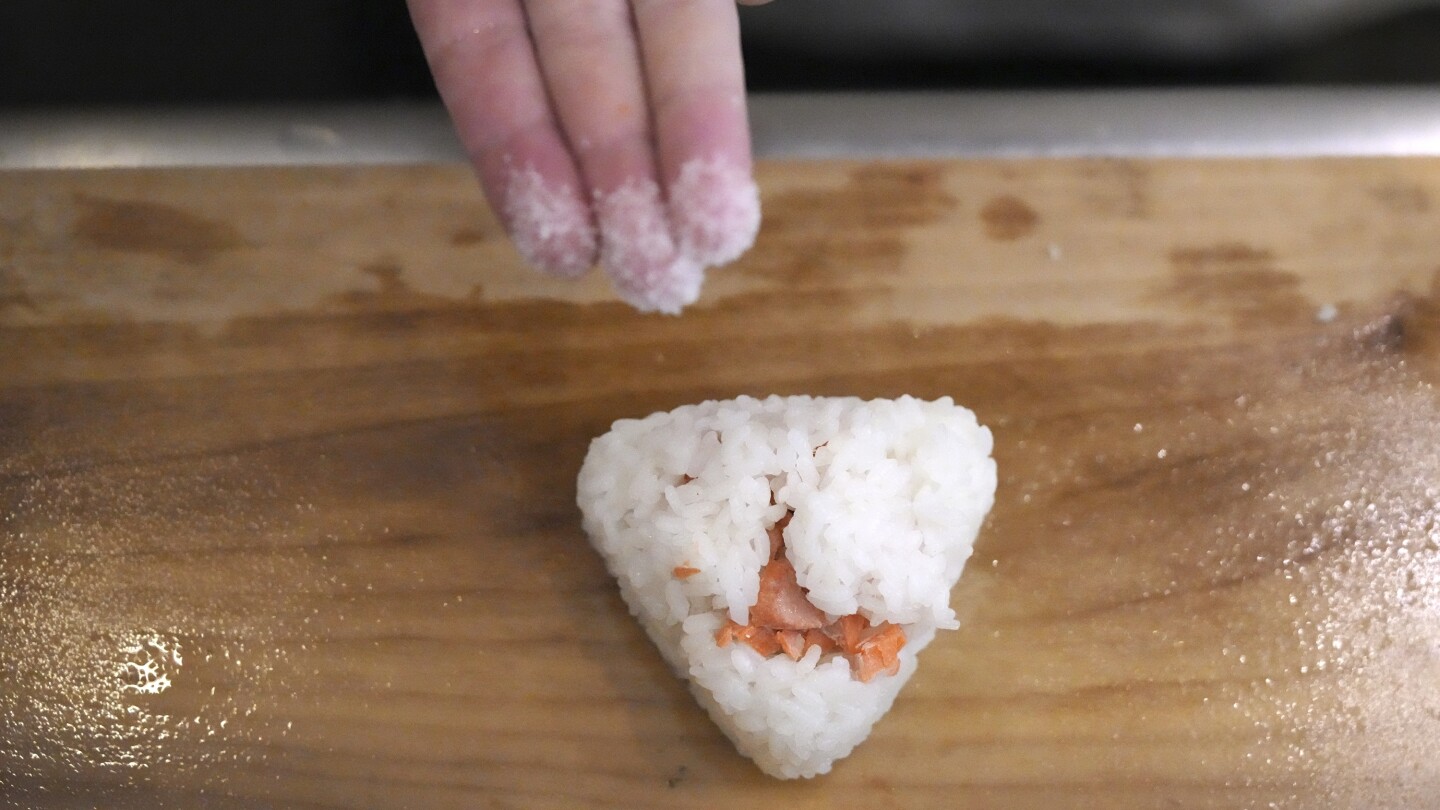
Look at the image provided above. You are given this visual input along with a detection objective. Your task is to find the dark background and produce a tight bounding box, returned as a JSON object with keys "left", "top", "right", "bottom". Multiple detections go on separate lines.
{"left": 1, "top": 1, "right": 1439, "bottom": 107}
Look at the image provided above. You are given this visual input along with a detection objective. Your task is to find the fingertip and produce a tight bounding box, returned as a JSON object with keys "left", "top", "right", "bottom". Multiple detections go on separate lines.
{"left": 611, "top": 256, "right": 704, "bottom": 315}
{"left": 502, "top": 164, "right": 597, "bottom": 279}
{"left": 669, "top": 156, "right": 761, "bottom": 268}
{"left": 596, "top": 178, "right": 706, "bottom": 314}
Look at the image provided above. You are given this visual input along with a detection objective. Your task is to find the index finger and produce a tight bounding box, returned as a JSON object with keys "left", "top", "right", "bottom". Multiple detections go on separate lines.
{"left": 408, "top": 0, "right": 597, "bottom": 278}
{"left": 631, "top": 0, "right": 761, "bottom": 268}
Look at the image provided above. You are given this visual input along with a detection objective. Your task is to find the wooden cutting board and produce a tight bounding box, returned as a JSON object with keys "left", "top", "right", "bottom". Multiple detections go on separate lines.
{"left": 3, "top": 159, "right": 1440, "bottom": 809}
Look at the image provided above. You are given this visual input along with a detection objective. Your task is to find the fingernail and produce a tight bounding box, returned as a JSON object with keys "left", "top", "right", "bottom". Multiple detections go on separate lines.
{"left": 668, "top": 157, "right": 761, "bottom": 268}
{"left": 503, "top": 165, "right": 597, "bottom": 279}
{"left": 595, "top": 178, "right": 704, "bottom": 315}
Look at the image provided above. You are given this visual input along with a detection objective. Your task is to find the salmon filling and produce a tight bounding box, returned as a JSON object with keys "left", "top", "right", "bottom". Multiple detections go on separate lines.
{"left": 709, "top": 512, "right": 907, "bottom": 682}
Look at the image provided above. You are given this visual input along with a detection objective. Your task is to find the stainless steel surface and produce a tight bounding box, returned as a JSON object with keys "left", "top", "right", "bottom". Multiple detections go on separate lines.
{"left": 4, "top": 90, "right": 1440, "bottom": 169}
{"left": 0, "top": 103, "right": 465, "bottom": 170}
{"left": 753, "top": 90, "right": 1440, "bottom": 158}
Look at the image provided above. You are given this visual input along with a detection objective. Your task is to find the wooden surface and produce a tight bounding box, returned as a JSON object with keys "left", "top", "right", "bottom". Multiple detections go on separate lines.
{"left": 3, "top": 159, "right": 1440, "bottom": 809}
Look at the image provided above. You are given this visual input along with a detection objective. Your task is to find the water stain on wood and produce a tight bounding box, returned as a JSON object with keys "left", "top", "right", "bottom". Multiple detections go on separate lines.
{"left": 450, "top": 227, "right": 490, "bottom": 247}
{"left": 72, "top": 194, "right": 248, "bottom": 264}
{"left": 745, "top": 163, "right": 957, "bottom": 285}
{"left": 1369, "top": 183, "right": 1431, "bottom": 214}
{"left": 1078, "top": 158, "right": 1151, "bottom": 218}
{"left": 979, "top": 195, "right": 1040, "bottom": 241}
{"left": 323, "top": 261, "right": 485, "bottom": 315}
{"left": 0, "top": 267, "right": 40, "bottom": 316}
{"left": 1159, "top": 243, "right": 1313, "bottom": 326}
{"left": 362, "top": 261, "right": 407, "bottom": 296}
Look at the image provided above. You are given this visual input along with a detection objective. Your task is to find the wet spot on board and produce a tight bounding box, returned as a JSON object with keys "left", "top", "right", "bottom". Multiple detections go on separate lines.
{"left": 743, "top": 163, "right": 957, "bottom": 285}
{"left": 0, "top": 268, "right": 40, "bottom": 317}
{"left": 1369, "top": 183, "right": 1431, "bottom": 215}
{"left": 842, "top": 163, "right": 959, "bottom": 228}
{"left": 0, "top": 454, "right": 313, "bottom": 792}
{"left": 1078, "top": 158, "right": 1151, "bottom": 218}
{"left": 1158, "top": 243, "right": 1313, "bottom": 326}
{"left": 865, "top": 774, "right": 895, "bottom": 791}
{"left": 323, "top": 260, "right": 484, "bottom": 314}
{"left": 450, "top": 227, "right": 490, "bottom": 247}
{"left": 361, "top": 261, "right": 408, "bottom": 295}
{"left": 979, "top": 195, "right": 1039, "bottom": 241}
{"left": 72, "top": 194, "right": 248, "bottom": 263}
{"left": 0, "top": 570, "right": 32, "bottom": 612}
{"left": 373, "top": 531, "right": 446, "bottom": 548}
{"left": 1352, "top": 308, "right": 1409, "bottom": 355}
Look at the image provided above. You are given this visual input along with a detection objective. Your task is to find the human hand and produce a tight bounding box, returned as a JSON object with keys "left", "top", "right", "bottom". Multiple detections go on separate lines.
{"left": 408, "top": 0, "right": 768, "bottom": 314}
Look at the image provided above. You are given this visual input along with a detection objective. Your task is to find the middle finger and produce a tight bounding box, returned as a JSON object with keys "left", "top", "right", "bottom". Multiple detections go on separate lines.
{"left": 523, "top": 0, "right": 700, "bottom": 314}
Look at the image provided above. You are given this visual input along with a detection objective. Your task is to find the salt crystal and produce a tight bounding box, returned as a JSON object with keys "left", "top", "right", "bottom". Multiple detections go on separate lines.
{"left": 503, "top": 165, "right": 596, "bottom": 279}
{"left": 668, "top": 157, "right": 761, "bottom": 268}
{"left": 595, "top": 177, "right": 704, "bottom": 315}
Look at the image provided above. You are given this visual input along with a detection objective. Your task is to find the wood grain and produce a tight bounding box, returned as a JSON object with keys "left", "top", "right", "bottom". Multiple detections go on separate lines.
{"left": 3, "top": 159, "right": 1440, "bottom": 808}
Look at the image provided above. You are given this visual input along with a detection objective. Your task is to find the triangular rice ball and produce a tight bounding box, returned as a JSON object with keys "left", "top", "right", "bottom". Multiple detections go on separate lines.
{"left": 577, "top": 395, "right": 996, "bottom": 778}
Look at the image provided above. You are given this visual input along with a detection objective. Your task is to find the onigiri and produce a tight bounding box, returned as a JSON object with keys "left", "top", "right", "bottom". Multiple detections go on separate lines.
{"left": 576, "top": 395, "right": 996, "bottom": 778}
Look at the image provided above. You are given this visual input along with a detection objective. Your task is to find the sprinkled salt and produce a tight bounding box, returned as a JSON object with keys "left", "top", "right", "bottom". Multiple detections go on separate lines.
{"left": 595, "top": 178, "right": 704, "bottom": 315}
{"left": 668, "top": 157, "right": 761, "bottom": 268}
{"left": 1315, "top": 303, "right": 1338, "bottom": 323}
{"left": 503, "top": 165, "right": 596, "bottom": 279}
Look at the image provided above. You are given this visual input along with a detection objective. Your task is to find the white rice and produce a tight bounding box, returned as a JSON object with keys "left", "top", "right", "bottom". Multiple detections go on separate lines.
{"left": 576, "top": 395, "right": 996, "bottom": 778}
